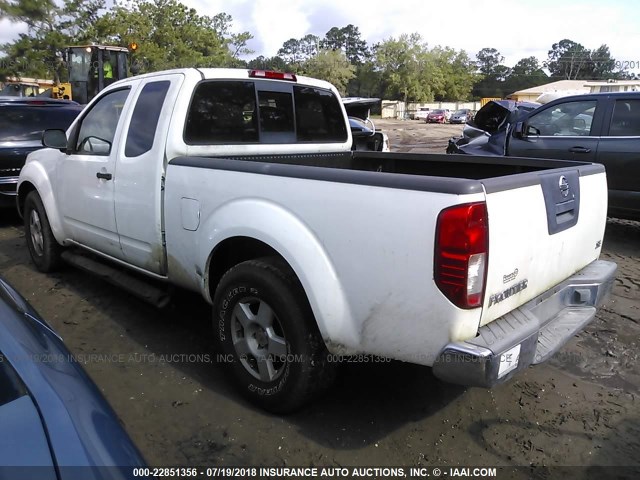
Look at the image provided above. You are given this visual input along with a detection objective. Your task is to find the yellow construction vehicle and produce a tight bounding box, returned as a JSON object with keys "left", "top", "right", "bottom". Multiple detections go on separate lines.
{"left": 0, "top": 77, "right": 72, "bottom": 99}
{"left": 1, "top": 45, "right": 130, "bottom": 103}
{"left": 64, "top": 45, "right": 130, "bottom": 104}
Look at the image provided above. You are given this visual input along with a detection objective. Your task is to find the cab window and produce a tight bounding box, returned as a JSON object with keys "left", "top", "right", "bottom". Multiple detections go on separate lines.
{"left": 184, "top": 80, "right": 348, "bottom": 145}
{"left": 185, "top": 81, "right": 258, "bottom": 144}
{"left": 74, "top": 88, "right": 130, "bottom": 155}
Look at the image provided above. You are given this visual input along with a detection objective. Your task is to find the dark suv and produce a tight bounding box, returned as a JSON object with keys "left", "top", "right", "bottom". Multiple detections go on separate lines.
{"left": 0, "top": 97, "right": 82, "bottom": 207}
{"left": 449, "top": 93, "right": 640, "bottom": 220}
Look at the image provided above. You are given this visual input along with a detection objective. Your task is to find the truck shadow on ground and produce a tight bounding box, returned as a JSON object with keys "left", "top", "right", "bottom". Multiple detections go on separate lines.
{"left": 119, "top": 286, "right": 465, "bottom": 448}
{"left": 285, "top": 361, "right": 465, "bottom": 449}
{"left": 72, "top": 275, "right": 466, "bottom": 448}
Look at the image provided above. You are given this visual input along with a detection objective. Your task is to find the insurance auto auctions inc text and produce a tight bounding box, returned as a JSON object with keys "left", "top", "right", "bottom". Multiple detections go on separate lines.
{"left": 240, "top": 466, "right": 497, "bottom": 478}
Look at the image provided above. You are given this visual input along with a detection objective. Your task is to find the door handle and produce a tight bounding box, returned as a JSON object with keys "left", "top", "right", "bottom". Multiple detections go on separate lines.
{"left": 569, "top": 146, "right": 591, "bottom": 153}
{"left": 96, "top": 172, "right": 113, "bottom": 180}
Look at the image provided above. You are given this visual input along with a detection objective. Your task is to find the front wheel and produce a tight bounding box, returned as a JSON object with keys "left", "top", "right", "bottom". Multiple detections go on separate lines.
{"left": 24, "top": 191, "right": 63, "bottom": 272}
{"left": 212, "top": 257, "right": 334, "bottom": 413}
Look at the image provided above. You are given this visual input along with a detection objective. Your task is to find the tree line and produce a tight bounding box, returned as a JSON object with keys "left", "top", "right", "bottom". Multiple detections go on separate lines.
{"left": 1, "top": 0, "right": 636, "bottom": 100}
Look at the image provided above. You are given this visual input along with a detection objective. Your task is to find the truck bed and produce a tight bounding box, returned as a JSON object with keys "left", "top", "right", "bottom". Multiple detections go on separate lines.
{"left": 171, "top": 151, "right": 604, "bottom": 195}
{"left": 166, "top": 149, "right": 607, "bottom": 362}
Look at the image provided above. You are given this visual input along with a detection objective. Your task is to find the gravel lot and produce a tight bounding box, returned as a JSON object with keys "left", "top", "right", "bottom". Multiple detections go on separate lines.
{"left": 0, "top": 119, "right": 638, "bottom": 474}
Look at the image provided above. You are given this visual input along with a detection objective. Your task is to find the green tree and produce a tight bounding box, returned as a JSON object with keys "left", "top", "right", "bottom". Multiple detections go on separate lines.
{"left": 298, "top": 34, "right": 320, "bottom": 60}
{"left": 546, "top": 40, "right": 630, "bottom": 80}
{"left": 546, "top": 39, "right": 592, "bottom": 79}
{"left": 277, "top": 34, "right": 319, "bottom": 71}
{"left": 349, "top": 60, "right": 382, "bottom": 97}
{"left": 431, "top": 47, "right": 477, "bottom": 101}
{"left": 301, "top": 49, "right": 355, "bottom": 95}
{"left": 97, "top": 0, "right": 249, "bottom": 72}
{"left": 247, "top": 55, "right": 288, "bottom": 72}
{"left": 374, "top": 33, "right": 440, "bottom": 102}
{"left": 589, "top": 44, "right": 621, "bottom": 79}
{"left": 504, "top": 56, "right": 548, "bottom": 94}
{"left": 0, "top": 0, "right": 105, "bottom": 81}
{"left": 472, "top": 47, "right": 511, "bottom": 98}
{"left": 321, "top": 24, "right": 369, "bottom": 65}
{"left": 211, "top": 12, "right": 254, "bottom": 62}
{"left": 475, "top": 48, "right": 502, "bottom": 75}
{"left": 277, "top": 38, "right": 303, "bottom": 66}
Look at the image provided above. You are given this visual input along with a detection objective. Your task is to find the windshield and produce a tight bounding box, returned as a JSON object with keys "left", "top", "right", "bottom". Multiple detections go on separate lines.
{"left": 68, "top": 47, "right": 93, "bottom": 82}
{"left": 432, "top": 109, "right": 445, "bottom": 114}
{"left": 454, "top": 110, "right": 467, "bottom": 115}
{"left": 0, "top": 106, "right": 81, "bottom": 142}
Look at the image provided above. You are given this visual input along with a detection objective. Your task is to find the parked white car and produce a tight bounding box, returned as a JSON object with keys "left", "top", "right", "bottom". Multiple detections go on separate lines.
{"left": 412, "top": 107, "right": 431, "bottom": 120}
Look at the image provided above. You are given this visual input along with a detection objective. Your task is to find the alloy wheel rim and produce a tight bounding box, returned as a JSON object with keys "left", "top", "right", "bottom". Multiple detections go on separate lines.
{"left": 29, "top": 209, "right": 44, "bottom": 256}
{"left": 230, "top": 296, "right": 288, "bottom": 382}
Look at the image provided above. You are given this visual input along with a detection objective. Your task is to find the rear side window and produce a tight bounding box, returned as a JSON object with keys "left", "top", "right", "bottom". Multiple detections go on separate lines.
{"left": 294, "top": 86, "right": 348, "bottom": 142}
{"left": 609, "top": 99, "right": 640, "bottom": 136}
{"left": 185, "top": 81, "right": 258, "bottom": 144}
{"left": 0, "top": 106, "right": 81, "bottom": 142}
{"left": 258, "top": 91, "right": 294, "bottom": 133}
{"left": 125, "top": 81, "right": 170, "bottom": 157}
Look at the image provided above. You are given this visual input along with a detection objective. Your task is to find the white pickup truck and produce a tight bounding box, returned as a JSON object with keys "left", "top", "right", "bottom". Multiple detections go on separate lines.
{"left": 17, "top": 68, "right": 616, "bottom": 412}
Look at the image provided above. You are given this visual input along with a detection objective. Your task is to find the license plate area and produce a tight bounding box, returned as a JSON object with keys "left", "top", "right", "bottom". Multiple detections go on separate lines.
{"left": 498, "top": 344, "right": 521, "bottom": 378}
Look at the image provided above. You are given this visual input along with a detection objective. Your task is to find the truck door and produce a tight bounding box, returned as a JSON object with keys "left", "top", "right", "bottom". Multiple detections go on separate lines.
{"left": 59, "top": 87, "right": 131, "bottom": 258}
{"left": 509, "top": 99, "right": 600, "bottom": 162}
{"left": 113, "top": 74, "right": 184, "bottom": 274}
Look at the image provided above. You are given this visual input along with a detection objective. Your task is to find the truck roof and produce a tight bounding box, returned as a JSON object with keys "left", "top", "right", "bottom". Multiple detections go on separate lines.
{"left": 119, "top": 68, "right": 337, "bottom": 92}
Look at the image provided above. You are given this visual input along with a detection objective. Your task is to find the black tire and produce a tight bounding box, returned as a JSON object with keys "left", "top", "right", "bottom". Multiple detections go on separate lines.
{"left": 24, "top": 191, "right": 63, "bottom": 272}
{"left": 212, "top": 257, "right": 334, "bottom": 413}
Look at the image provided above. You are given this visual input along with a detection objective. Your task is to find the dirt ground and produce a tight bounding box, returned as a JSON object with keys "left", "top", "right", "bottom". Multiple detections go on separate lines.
{"left": 0, "top": 119, "right": 638, "bottom": 474}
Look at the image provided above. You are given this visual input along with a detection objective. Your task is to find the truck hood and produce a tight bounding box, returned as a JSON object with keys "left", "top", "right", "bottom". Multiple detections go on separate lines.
{"left": 447, "top": 100, "right": 540, "bottom": 155}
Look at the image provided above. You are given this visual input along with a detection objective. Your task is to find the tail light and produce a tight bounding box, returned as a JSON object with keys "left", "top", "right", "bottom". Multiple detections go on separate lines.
{"left": 435, "top": 202, "right": 488, "bottom": 309}
{"left": 249, "top": 70, "right": 297, "bottom": 82}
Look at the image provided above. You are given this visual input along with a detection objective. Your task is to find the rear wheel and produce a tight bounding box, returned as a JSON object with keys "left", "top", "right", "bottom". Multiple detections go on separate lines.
{"left": 212, "top": 257, "right": 334, "bottom": 413}
{"left": 24, "top": 191, "right": 63, "bottom": 272}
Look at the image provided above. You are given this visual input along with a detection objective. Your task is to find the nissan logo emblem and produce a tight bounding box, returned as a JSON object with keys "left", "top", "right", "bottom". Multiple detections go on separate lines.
{"left": 559, "top": 175, "right": 570, "bottom": 197}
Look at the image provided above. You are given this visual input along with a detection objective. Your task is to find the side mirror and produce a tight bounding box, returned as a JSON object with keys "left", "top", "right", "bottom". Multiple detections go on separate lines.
{"left": 42, "top": 129, "right": 68, "bottom": 152}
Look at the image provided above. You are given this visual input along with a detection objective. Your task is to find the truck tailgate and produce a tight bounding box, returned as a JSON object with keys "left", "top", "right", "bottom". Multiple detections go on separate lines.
{"left": 479, "top": 164, "right": 608, "bottom": 326}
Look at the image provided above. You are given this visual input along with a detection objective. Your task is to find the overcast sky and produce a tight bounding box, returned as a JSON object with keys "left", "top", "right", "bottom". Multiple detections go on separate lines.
{"left": 2, "top": 0, "right": 639, "bottom": 73}
{"left": 189, "top": 0, "right": 640, "bottom": 72}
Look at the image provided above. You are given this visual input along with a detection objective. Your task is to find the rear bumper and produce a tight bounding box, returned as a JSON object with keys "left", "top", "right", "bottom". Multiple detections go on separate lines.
{"left": 432, "top": 259, "right": 617, "bottom": 387}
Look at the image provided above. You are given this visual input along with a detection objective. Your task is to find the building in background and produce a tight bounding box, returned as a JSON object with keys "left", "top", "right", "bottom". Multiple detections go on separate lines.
{"left": 584, "top": 79, "right": 640, "bottom": 93}
{"left": 507, "top": 80, "right": 589, "bottom": 102}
